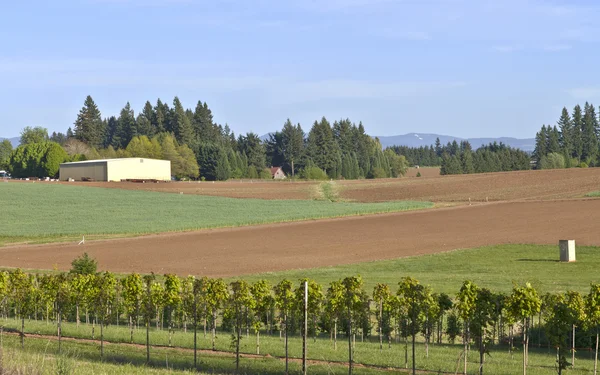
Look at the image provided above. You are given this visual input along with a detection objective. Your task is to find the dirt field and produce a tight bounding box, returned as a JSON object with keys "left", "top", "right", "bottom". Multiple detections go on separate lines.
{"left": 2, "top": 199, "right": 599, "bottom": 277}
{"left": 338, "top": 167, "right": 600, "bottom": 202}
{"left": 60, "top": 167, "right": 600, "bottom": 203}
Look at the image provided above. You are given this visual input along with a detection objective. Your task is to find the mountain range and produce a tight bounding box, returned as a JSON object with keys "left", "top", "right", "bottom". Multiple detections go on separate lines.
{"left": 260, "top": 133, "right": 535, "bottom": 152}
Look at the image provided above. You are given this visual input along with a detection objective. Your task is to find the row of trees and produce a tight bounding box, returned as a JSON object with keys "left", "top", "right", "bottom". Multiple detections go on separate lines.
{"left": 439, "top": 141, "right": 531, "bottom": 175}
{"left": 6, "top": 96, "right": 410, "bottom": 180}
{"left": 534, "top": 103, "right": 600, "bottom": 168}
{"left": 2, "top": 257, "right": 599, "bottom": 375}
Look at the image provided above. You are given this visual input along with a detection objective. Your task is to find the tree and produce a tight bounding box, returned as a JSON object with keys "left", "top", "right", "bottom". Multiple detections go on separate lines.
{"left": 586, "top": 283, "right": 600, "bottom": 375}
{"left": 582, "top": 103, "right": 599, "bottom": 164}
{"left": 373, "top": 283, "right": 393, "bottom": 350}
{"left": 547, "top": 126, "right": 561, "bottom": 154}
{"left": 121, "top": 273, "right": 143, "bottom": 343}
{"left": 557, "top": 107, "right": 573, "bottom": 159}
{"left": 91, "top": 272, "right": 116, "bottom": 358}
{"left": 280, "top": 120, "right": 305, "bottom": 178}
{"left": 227, "top": 280, "right": 254, "bottom": 373}
{"left": 251, "top": 280, "right": 272, "bottom": 354}
{"left": 0, "top": 139, "right": 13, "bottom": 170}
{"left": 8, "top": 269, "right": 36, "bottom": 348}
{"left": 340, "top": 276, "right": 365, "bottom": 375}
{"left": 70, "top": 253, "right": 97, "bottom": 275}
{"left": 172, "top": 97, "right": 194, "bottom": 147}
{"left": 141, "top": 273, "right": 158, "bottom": 364}
{"left": 306, "top": 117, "right": 339, "bottom": 174}
{"left": 539, "top": 152, "right": 566, "bottom": 169}
{"left": 534, "top": 125, "right": 548, "bottom": 165}
{"left": 238, "top": 132, "right": 266, "bottom": 171}
{"left": 572, "top": 105, "right": 584, "bottom": 160}
{"left": 274, "top": 279, "right": 294, "bottom": 374}
{"left": 456, "top": 280, "right": 478, "bottom": 375}
{"left": 9, "top": 141, "right": 68, "bottom": 178}
{"left": 384, "top": 149, "right": 409, "bottom": 177}
{"left": 507, "top": 283, "right": 541, "bottom": 375}
{"left": 20, "top": 126, "right": 48, "bottom": 145}
{"left": 398, "top": 277, "right": 432, "bottom": 375}
{"left": 74, "top": 96, "right": 104, "bottom": 148}
{"left": 471, "top": 288, "right": 496, "bottom": 375}
{"left": 295, "top": 278, "right": 323, "bottom": 344}
{"left": 126, "top": 135, "right": 162, "bottom": 159}
{"left": 163, "top": 274, "right": 182, "bottom": 347}
{"left": 546, "top": 293, "right": 573, "bottom": 374}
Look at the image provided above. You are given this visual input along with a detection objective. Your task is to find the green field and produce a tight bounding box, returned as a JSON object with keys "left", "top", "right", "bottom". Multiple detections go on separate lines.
{"left": 235, "top": 244, "right": 600, "bottom": 295}
{"left": 586, "top": 190, "right": 600, "bottom": 197}
{"left": 0, "top": 182, "right": 432, "bottom": 245}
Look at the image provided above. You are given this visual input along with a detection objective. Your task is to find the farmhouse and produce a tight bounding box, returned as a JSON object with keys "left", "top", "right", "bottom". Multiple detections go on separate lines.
{"left": 59, "top": 158, "right": 171, "bottom": 182}
{"left": 269, "top": 166, "right": 286, "bottom": 180}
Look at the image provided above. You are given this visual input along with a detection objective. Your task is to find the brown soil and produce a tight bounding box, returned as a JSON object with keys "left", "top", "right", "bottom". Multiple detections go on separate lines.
{"left": 59, "top": 168, "right": 600, "bottom": 203}
{"left": 2, "top": 199, "right": 599, "bottom": 277}
{"left": 62, "top": 179, "right": 317, "bottom": 200}
{"left": 338, "top": 168, "right": 600, "bottom": 202}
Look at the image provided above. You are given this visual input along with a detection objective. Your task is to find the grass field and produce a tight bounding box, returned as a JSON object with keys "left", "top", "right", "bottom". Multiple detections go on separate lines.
{"left": 235, "top": 244, "right": 600, "bottom": 295}
{"left": 2, "top": 316, "right": 597, "bottom": 375}
{"left": 0, "top": 182, "right": 431, "bottom": 245}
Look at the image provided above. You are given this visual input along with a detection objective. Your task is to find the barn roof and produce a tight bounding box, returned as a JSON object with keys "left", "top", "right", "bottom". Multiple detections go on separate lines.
{"left": 270, "top": 166, "right": 283, "bottom": 175}
{"left": 60, "top": 158, "right": 169, "bottom": 166}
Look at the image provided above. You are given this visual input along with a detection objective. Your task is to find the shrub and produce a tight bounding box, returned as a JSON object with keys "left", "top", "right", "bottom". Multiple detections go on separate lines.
{"left": 70, "top": 253, "right": 97, "bottom": 275}
{"left": 578, "top": 161, "right": 589, "bottom": 168}
{"left": 300, "top": 166, "right": 328, "bottom": 180}
{"left": 416, "top": 171, "right": 422, "bottom": 177}
{"left": 539, "top": 152, "right": 565, "bottom": 170}
{"left": 247, "top": 166, "right": 258, "bottom": 179}
{"left": 369, "top": 167, "right": 387, "bottom": 179}
{"left": 259, "top": 168, "right": 272, "bottom": 180}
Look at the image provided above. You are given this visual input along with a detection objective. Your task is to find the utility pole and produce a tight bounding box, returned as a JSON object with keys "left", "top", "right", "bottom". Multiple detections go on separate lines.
{"left": 303, "top": 281, "right": 308, "bottom": 375}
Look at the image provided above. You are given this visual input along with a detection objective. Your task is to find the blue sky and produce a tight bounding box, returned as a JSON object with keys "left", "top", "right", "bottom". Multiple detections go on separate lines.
{"left": 2, "top": 0, "right": 600, "bottom": 139}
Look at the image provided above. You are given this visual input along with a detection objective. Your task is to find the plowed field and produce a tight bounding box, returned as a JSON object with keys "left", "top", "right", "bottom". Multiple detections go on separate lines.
{"left": 3, "top": 199, "right": 600, "bottom": 277}
{"left": 62, "top": 167, "right": 600, "bottom": 203}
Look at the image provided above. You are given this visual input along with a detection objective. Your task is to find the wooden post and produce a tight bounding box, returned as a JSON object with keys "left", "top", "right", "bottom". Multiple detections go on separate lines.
{"left": 302, "top": 281, "right": 308, "bottom": 375}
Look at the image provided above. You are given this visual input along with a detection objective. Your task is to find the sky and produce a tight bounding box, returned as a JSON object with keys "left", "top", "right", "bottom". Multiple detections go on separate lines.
{"left": 2, "top": 0, "right": 600, "bottom": 139}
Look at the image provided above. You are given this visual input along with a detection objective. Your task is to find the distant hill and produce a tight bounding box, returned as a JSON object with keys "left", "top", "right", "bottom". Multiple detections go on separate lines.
{"left": 375, "top": 133, "right": 535, "bottom": 152}
{"left": 261, "top": 132, "right": 535, "bottom": 152}
{"left": 0, "top": 137, "right": 19, "bottom": 148}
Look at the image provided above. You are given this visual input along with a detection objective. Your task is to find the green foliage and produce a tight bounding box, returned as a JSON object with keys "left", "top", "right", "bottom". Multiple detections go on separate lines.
{"left": 300, "top": 165, "right": 328, "bottom": 180}
{"left": 0, "top": 139, "right": 12, "bottom": 170}
{"left": 20, "top": 126, "right": 49, "bottom": 145}
{"left": 369, "top": 167, "right": 387, "bottom": 179}
{"left": 578, "top": 161, "right": 589, "bottom": 168}
{"left": 74, "top": 96, "right": 104, "bottom": 148}
{"left": 69, "top": 253, "right": 98, "bottom": 275}
{"left": 9, "top": 141, "right": 68, "bottom": 178}
{"left": 539, "top": 152, "right": 565, "bottom": 169}
{"left": 259, "top": 168, "right": 272, "bottom": 180}
{"left": 416, "top": 171, "right": 421, "bottom": 177}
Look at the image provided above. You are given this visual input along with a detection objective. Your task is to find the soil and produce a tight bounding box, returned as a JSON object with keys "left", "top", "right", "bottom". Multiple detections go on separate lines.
{"left": 2, "top": 199, "right": 600, "bottom": 277}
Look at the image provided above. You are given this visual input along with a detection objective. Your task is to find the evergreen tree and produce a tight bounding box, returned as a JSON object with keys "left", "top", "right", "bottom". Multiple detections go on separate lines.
{"left": 572, "top": 105, "right": 584, "bottom": 160}
{"left": 434, "top": 138, "right": 442, "bottom": 157}
{"left": 74, "top": 96, "right": 104, "bottom": 148}
{"left": 0, "top": 139, "right": 13, "bottom": 170}
{"left": 557, "top": 107, "right": 573, "bottom": 157}
{"left": 460, "top": 142, "right": 474, "bottom": 174}
{"left": 115, "top": 103, "right": 136, "bottom": 149}
{"left": 582, "top": 102, "right": 599, "bottom": 163}
{"left": 547, "top": 126, "right": 560, "bottom": 154}
{"left": 237, "top": 132, "right": 266, "bottom": 170}
{"left": 104, "top": 116, "right": 118, "bottom": 148}
{"left": 193, "top": 101, "right": 218, "bottom": 143}
{"left": 172, "top": 97, "right": 194, "bottom": 147}
{"left": 136, "top": 101, "right": 155, "bottom": 137}
{"left": 307, "top": 117, "right": 339, "bottom": 174}
{"left": 534, "top": 125, "right": 548, "bottom": 164}
{"left": 280, "top": 120, "right": 305, "bottom": 178}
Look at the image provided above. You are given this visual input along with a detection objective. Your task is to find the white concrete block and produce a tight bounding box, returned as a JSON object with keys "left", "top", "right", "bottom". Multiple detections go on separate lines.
{"left": 559, "top": 240, "right": 576, "bottom": 262}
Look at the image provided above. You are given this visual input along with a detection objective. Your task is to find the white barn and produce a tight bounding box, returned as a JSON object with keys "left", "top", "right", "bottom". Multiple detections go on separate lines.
{"left": 59, "top": 158, "right": 171, "bottom": 182}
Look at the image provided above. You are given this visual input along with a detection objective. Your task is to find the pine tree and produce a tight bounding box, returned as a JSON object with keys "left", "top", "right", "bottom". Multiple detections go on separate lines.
{"left": 153, "top": 99, "right": 167, "bottom": 133}
{"left": 557, "top": 107, "right": 573, "bottom": 157}
{"left": 534, "top": 125, "right": 548, "bottom": 164}
{"left": 74, "top": 96, "right": 104, "bottom": 148}
{"left": 172, "top": 97, "right": 194, "bottom": 147}
{"left": 280, "top": 120, "right": 305, "bottom": 178}
{"left": 547, "top": 126, "right": 560, "bottom": 154}
{"left": 307, "top": 117, "right": 339, "bottom": 174}
{"left": 572, "top": 105, "right": 584, "bottom": 160}
{"left": 115, "top": 103, "right": 136, "bottom": 149}
{"left": 237, "top": 132, "right": 266, "bottom": 170}
{"left": 582, "top": 103, "right": 599, "bottom": 164}
{"left": 460, "top": 142, "right": 474, "bottom": 174}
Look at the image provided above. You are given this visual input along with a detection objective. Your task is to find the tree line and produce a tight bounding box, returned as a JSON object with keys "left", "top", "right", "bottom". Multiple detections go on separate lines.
{"left": 1, "top": 96, "right": 410, "bottom": 180}
{"left": 1, "top": 256, "right": 599, "bottom": 375}
{"left": 534, "top": 103, "right": 600, "bottom": 169}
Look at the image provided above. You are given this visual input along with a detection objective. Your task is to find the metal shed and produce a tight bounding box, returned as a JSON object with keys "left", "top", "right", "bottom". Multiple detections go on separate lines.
{"left": 59, "top": 158, "right": 171, "bottom": 182}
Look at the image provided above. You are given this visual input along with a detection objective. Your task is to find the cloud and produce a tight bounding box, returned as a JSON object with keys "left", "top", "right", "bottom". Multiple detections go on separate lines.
{"left": 542, "top": 44, "right": 571, "bottom": 52}
{"left": 567, "top": 88, "right": 600, "bottom": 100}
{"left": 492, "top": 45, "right": 524, "bottom": 53}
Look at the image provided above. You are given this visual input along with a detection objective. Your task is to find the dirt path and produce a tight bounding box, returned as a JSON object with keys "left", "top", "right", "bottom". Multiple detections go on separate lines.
{"left": 2, "top": 199, "right": 600, "bottom": 277}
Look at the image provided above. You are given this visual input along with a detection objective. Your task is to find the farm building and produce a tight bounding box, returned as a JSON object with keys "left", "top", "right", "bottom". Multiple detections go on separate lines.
{"left": 59, "top": 158, "right": 171, "bottom": 182}
{"left": 270, "top": 166, "right": 286, "bottom": 179}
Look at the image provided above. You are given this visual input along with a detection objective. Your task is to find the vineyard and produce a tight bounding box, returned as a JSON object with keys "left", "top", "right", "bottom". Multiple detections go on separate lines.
{"left": 1, "top": 256, "right": 600, "bottom": 375}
